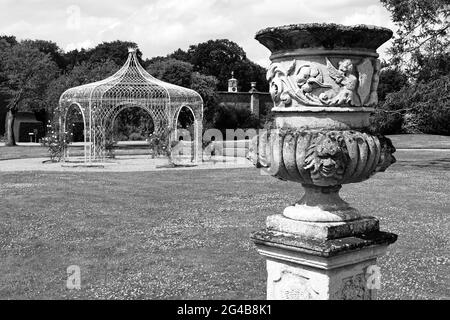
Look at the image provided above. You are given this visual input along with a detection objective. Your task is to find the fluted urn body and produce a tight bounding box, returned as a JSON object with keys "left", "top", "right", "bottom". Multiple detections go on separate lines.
{"left": 249, "top": 23, "right": 396, "bottom": 222}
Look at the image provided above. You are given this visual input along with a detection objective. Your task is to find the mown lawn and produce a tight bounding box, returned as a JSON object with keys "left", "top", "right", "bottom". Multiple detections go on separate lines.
{"left": 0, "top": 146, "right": 50, "bottom": 160}
{"left": 0, "top": 148, "right": 449, "bottom": 300}
{"left": 0, "top": 145, "right": 152, "bottom": 161}
{"left": 1, "top": 134, "right": 450, "bottom": 162}
{"left": 389, "top": 134, "right": 450, "bottom": 149}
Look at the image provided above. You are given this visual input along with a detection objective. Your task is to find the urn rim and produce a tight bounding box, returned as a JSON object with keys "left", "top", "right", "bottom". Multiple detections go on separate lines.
{"left": 255, "top": 23, "right": 393, "bottom": 55}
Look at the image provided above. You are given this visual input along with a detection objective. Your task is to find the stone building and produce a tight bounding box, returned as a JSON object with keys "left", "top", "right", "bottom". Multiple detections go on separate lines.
{"left": 216, "top": 73, "right": 272, "bottom": 119}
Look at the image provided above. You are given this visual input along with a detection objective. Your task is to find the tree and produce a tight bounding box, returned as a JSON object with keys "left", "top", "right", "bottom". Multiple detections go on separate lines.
{"left": 170, "top": 39, "right": 268, "bottom": 92}
{"left": 380, "top": 0, "right": 449, "bottom": 78}
{"left": 62, "top": 41, "right": 143, "bottom": 72}
{"left": 87, "top": 40, "right": 143, "bottom": 65}
{"left": 415, "top": 52, "right": 450, "bottom": 82}
{"left": 0, "top": 42, "right": 59, "bottom": 145}
{"left": 377, "top": 67, "right": 409, "bottom": 102}
{"left": 22, "top": 39, "right": 67, "bottom": 70}
{"left": 146, "top": 58, "right": 193, "bottom": 88}
{"left": 371, "top": 74, "right": 450, "bottom": 135}
{"left": 188, "top": 39, "right": 246, "bottom": 80}
{"left": 190, "top": 71, "right": 219, "bottom": 126}
{"left": 63, "top": 48, "right": 90, "bottom": 70}
{"left": 45, "top": 59, "right": 120, "bottom": 116}
{"left": 212, "top": 105, "right": 260, "bottom": 133}
{"left": 169, "top": 48, "right": 191, "bottom": 63}
{"left": 371, "top": 0, "right": 450, "bottom": 135}
{"left": 146, "top": 39, "right": 268, "bottom": 92}
{"left": 145, "top": 58, "right": 220, "bottom": 128}
{"left": 0, "top": 35, "right": 18, "bottom": 50}
{"left": 0, "top": 35, "right": 18, "bottom": 132}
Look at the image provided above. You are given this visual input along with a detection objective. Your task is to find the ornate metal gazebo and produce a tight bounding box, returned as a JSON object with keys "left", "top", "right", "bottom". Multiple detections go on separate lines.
{"left": 58, "top": 48, "right": 203, "bottom": 162}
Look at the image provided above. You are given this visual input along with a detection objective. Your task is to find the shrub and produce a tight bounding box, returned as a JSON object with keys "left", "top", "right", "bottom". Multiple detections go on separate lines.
{"left": 370, "top": 108, "right": 404, "bottom": 135}
{"left": 147, "top": 127, "right": 175, "bottom": 159}
{"left": 41, "top": 129, "right": 68, "bottom": 162}
{"left": 212, "top": 105, "right": 261, "bottom": 135}
{"left": 105, "top": 139, "right": 116, "bottom": 159}
{"left": 371, "top": 75, "right": 450, "bottom": 135}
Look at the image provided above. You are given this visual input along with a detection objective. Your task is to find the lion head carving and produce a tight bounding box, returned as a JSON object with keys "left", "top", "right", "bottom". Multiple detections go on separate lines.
{"left": 303, "top": 133, "right": 349, "bottom": 186}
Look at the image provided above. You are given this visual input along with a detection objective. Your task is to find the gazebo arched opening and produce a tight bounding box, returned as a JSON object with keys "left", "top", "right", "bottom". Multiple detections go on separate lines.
{"left": 175, "top": 105, "right": 195, "bottom": 137}
{"left": 62, "top": 103, "right": 88, "bottom": 162}
{"left": 58, "top": 48, "right": 203, "bottom": 163}
{"left": 64, "top": 103, "right": 86, "bottom": 143}
{"left": 106, "top": 104, "right": 156, "bottom": 142}
{"left": 172, "top": 105, "right": 199, "bottom": 161}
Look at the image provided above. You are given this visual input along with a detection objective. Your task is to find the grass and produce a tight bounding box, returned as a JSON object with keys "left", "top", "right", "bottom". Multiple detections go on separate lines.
{"left": 1, "top": 134, "right": 449, "bottom": 162}
{"left": 0, "top": 146, "right": 50, "bottom": 160}
{"left": 0, "top": 149, "right": 449, "bottom": 299}
{"left": 389, "top": 134, "right": 450, "bottom": 149}
{"left": 0, "top": 145, "right": 152, "bottom": 161}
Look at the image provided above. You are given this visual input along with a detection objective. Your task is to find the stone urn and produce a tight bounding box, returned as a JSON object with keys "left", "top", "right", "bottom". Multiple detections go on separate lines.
{"left": 249, "top": 23, "right": 398, "bottom": 300}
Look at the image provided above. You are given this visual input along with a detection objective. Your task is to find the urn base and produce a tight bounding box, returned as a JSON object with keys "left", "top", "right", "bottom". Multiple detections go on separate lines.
{"left": 284, "top": 184, "right": 362, "bottom": 222}
{"left": 267, "top": 214, "right": 379, "bottom": 240}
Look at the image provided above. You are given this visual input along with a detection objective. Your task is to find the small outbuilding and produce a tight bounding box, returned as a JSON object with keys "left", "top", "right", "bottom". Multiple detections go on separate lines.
{"left": 13, "top": 112, "right": 44, "bottom": 143}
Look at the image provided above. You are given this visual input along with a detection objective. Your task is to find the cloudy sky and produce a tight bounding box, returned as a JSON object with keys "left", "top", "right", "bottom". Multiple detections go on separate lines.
{"left": 0, "top": 0, "right": 396, "bottom": 67}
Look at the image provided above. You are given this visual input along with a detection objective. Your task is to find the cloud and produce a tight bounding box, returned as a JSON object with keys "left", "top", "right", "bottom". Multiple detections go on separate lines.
{"left": 342, "top": 4, "right": 392, "bottom": 26}
{"left": 341, "top": 4, "right": 396, "bottom": 61}
{"left": 65, "top": 40, "right": 94, "bottom": 52}
{"left": 0, "top": 0, "right": 395, "bottom": 66}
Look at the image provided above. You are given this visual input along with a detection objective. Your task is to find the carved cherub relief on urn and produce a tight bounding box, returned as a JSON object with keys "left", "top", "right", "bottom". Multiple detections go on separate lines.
{"left": 262, "top": 24, "right": 386, "bottom": 110}
{"left": 249, "top": 23, "right": 397, "bottom": 223}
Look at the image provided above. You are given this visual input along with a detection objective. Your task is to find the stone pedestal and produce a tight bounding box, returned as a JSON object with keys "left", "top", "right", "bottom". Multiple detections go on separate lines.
{"left": 251, "top": 215, "right": 397, "bottom": 300}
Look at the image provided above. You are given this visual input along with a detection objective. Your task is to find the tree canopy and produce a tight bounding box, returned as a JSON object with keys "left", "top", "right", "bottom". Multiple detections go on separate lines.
{"left": 160, "top": 39, "right": 268, "bottom": 92}
{"left": 85, "top": 40, "right": 143, "bottom": 65}
{"left": 146, "top": 58, "right": 194, "bottom": 88}
{"left": 370, "top": 0, "right": 450, "bottom": 136}
{"left": 45, "top": 59, "right": 120, "bottom": 113}
{"left": 380, "top": 0, "right": 449, "bottom": 78}
{"left": 63, "top": 40, "right": 143, "bottom": 70}
{"left": 0, "top": 42, "right": 59, "bottom": 113}
{"left": 22, "top": 39, "right": 67, "bottom": 70}
{"left": 0, "top": 41, "right": 60, "bottom": 145}
{"left": 145, "top": 58, "right": 220, "bottom": 125}
{"left": 372, "top": 75, "right": 450, "bottom": 135}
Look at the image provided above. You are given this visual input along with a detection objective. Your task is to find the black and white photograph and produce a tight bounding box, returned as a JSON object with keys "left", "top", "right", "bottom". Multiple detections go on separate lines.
{"left": 0, "top": 0, "right": 448, "bottom": 306}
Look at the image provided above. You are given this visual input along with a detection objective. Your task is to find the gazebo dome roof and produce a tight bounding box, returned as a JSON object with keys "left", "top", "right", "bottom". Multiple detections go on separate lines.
{"left": 59, "top": 48, "right": 203, "bottom": 106}
{"left": 57, "top": 48, "right": 204, "bottom": 162}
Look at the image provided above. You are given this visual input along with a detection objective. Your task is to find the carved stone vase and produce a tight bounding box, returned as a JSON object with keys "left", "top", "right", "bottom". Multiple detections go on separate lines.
{"left": 249, "top": 23, "right": 398, "bottom": 300}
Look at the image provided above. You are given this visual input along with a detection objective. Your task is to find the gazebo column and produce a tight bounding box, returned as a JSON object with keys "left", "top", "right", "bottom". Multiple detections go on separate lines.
{"left": 194, "top": 119, "right": 203, "bottom": 163}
